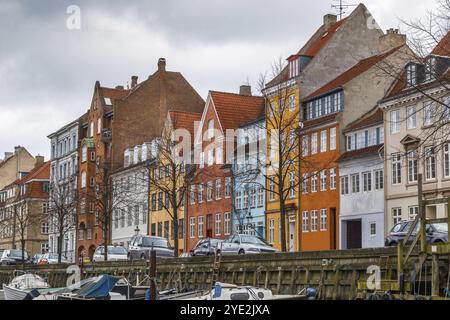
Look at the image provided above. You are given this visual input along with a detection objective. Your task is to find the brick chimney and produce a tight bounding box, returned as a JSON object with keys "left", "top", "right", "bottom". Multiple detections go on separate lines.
{"left": 158, "top": 58, "right": 166, "bottom": 72}
{"left": 239, "top": 85, "right": 252, "bottom": 96}
{"left": 379, "top": 28, "right": 406, "bottom": 52}
{"left": 131, "top": 76, "right": 138, "bottom": 88}
{"left": 323, "top": 14, "right": 337, "bottom": 30}
{"left": 35, "top": 155, "right": 44, "bottom": 168}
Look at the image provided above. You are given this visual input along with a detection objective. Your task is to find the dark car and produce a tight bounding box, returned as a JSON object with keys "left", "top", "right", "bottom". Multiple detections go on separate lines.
{"left": 128, "top": 235, "right": 174, "bottom": 260}
{"left": 0, "top": 249, "right": 31, "bottom": 266}
{"left": 385, "top": 221, "right": 448, "bottom": 246}
{"left": 191, "top": 238, "right": 224, "bottom": 256}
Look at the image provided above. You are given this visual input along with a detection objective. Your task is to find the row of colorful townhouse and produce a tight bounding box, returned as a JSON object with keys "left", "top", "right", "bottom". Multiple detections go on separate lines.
{"left": 41, "top": 4, "right": 449, "bottom": 261}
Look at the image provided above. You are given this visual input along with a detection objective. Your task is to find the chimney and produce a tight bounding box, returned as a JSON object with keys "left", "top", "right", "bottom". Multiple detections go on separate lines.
{"left": 239, "top": 85, "right": 252, "bottom": 96}
{"left": 131, "top": 76, "right": 138, "bottom": 88}
{"left": 158, "top": 58, "right": 166, "bottom": 72}
{"left": 323, "top": 14, "right": 337, "bottom": 30}
{"left": 379, "top": 28, "right": 406, "bottom": 52}
{"left": 115, "top": 85, "right": 124, "bottom": 90}
{"left": 4, "top": 152, "right": 13, "bottom": 160}
{"left": 35, "top": 155, "right": 44, "bottom": 168}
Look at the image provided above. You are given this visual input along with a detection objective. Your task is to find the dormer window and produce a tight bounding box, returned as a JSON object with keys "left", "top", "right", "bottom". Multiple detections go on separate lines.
{"left": 289, "top": 57, "right": 299, "bottom": 78}
{"left": 406, "top": 63, "right": 417, "bottom": 86}
{"left": 104, "top": 97, "right": 112, "bottom": 105}
{"left": 425, "top": 56, "right": 437, "bottom": 82}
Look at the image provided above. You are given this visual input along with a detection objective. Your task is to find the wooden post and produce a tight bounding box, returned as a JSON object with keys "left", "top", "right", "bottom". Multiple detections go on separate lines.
{"left": 149, "top": 249, "right": 157, "bottom": 300}
{"left": 447, "top": 199, "right": 450, "bottom": 241}
{"left": 418, "top": 174, "right": 427, "bottom": 253}
{"left": 397, "top": 242, "right": 404, "bottom": 282}
{"left": 431, "top": 253, "right": 440, "bottom": 297}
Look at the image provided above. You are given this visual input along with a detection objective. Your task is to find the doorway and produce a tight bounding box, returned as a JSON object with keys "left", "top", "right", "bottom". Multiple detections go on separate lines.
{"left": 346, "top": 219, "right": 362, "bottom": 249}
{"left": 288, "top": 216, "right": 296, "bottom": 252}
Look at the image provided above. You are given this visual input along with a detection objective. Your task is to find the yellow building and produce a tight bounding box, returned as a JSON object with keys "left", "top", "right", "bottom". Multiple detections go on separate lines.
{"left": 148, "top": 110, "right": 201, "bottom": 255}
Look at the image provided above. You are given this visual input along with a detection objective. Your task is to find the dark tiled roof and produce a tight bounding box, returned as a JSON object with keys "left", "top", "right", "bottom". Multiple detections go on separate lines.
{"left": 302, "top": 113, "right": 338, "bottom": 130}
{"left": 305, "top": 46, "right": 403, "bottom": 101}
{"left": 210, "top": 91, "right": 264, "bottom": 130}
{"left": 337, "top": 144, "right": 384, "bottom": 162}
{"left": 344, "top": 107, "right": 383, "bottom": 132}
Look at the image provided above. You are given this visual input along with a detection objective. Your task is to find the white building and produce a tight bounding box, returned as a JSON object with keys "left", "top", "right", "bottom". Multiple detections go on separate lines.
{"left": 338, "top": 108, "right": 385, "bottom": 249}
{"left": 111, "top": 142, "right": 153, "bottom": 248}
{"left": 47, "top": 119, "right": 80, "bottom": 262}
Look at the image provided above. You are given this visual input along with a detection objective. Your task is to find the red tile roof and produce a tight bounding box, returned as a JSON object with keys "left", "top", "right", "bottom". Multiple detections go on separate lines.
{"left": 431, "top": 30, "right": 450, "bottom": 57}
{"left": 344, "top": 107, "right": 383, "bottom": 132}
{"left": 300, "top": 18, "right": 347, "bottom": 57}
{"left": 19, "top": 161, "right": 50, "bottom": 184}
{"left": 169, "top": 110, "right": 202, "bottom": 139}
{"left": 305, "top": 46, "right": 404, "bottom": 101}
{"left": 210, "top": 91, "right": 264, "bottom": 131}
{"left": 337, "top": 144, "right": 384, "bottom": 162}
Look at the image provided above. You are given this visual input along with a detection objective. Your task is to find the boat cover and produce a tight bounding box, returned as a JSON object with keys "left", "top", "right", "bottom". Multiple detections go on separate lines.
{"left": 75, "top": 275, "right": 119, "bottom": 299}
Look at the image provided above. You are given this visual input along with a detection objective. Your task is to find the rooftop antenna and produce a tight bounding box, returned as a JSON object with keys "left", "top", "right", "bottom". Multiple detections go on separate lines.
{"left": 331, "top": 0, "right": 357, "bottom": 20}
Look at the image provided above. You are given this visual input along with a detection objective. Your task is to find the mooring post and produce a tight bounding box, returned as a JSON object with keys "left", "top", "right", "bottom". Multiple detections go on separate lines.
{"left": 418, "top": 174, "right": 426, "bottom": 253}
{"left": 431, "top": 253, "right": 440, "bottom": 297}
{"left": 397, "top": 242, "right": 404, "bottom": 284}
{"left": 149, "top": 249, "right": 157, "bottom": 300}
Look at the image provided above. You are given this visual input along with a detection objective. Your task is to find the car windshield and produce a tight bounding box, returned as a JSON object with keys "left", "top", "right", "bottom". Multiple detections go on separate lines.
{"left": 10, "top": 249, "right": 28, "bottom": 258}
{"left": 431, "top": 223, "right": 448, "bottom": 233}
{"left": 142, "top": 237, "right": 169, "bottom": 248}
{"left": 240, "top": 235, "right": 268, "bottom": 245}
{"left": 108, "top": 247, "right": 127, "bottom": 254}
{"left": 391, "top": 222, "right": 406, "bottom": 233}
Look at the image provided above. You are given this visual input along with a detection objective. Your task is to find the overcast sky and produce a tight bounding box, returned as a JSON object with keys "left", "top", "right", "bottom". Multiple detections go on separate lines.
{"left": 0, "top": 0, "right": 441, "bottom": 159}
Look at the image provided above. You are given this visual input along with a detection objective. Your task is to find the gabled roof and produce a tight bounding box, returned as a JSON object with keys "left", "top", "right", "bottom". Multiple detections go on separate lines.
{"left": 344, "top": 107, "right": 383, "bottom": 133}
{"left": 19, "top": 161, "right": 50, "bottom": 184}
{"left": 400, "top": 134, "right": 420, "bottom": 146}
{"left": 431, "top": 30, "right": 450, "bottom": 57}
{"left": 305, "top": 46, "right": 404, "bottom": 101}
{"left": 168, "top": 110, "right": 202, "bottom": 139}
{"left": 337, "top": 144, "right": 384, "bottom": 162}
{"left": 209, "top": 91, "right": 264, "bottom": 131}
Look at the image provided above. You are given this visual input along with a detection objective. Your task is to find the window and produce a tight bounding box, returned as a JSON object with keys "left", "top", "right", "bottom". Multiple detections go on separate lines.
{"left": 257, "top": 188, "right": 264, "bottom": 207}
{"left": 409, "top": 206, "right": 419, "bottom": 221}
{"left": 82, "top": 145, "right": 87, "bottom": 162}
{"left": 42, "top": 202, "right": 49, "bottom": 214}
{"left": 302, "top": 173, "right": 308, "bottom": 194}
{"left": 158, "top": 192, "right": 163, "bottom": 210}
{"left": 425, "top": 57, "right": 436, "bottom": 81}
{"left": 81, "top": 172, "right": 87, "bottom": 188}
{"left": 90, "top": 122, "right": 94, "bottom": 137}
{"left": 311, "top": 133, "right": 318, "bottom": 154}
{"left": 370, "top": 222, "right": 376, "bottom": 236}
{"left": 215, "top": 213, "right": 221, "bottom": 236}
{"left": 424, "top": 102, "right": 436, "bottom": 126}
{"left": 224, "top": 212, "right": 231, "bottom": 235}
{"left": 288, "top": 95, "right": 296, "bottom": 111}
{"left": 41, "top": 222, "right": 49, "bottom": 234}
{"left": 268, "top": 219, "right": 275, "bottom": 244}
{"left": 351, "top": 174, "right": 360, "bottom": 193}
{"left": 243, "top": 190, "right": 249, "bottom": 208}
{"left": 189, "top": 217, "right": 195, "bottom": 239}
{"left": 320, "top": 209, "right": 327, "bottom": 231}
{"left": 425, "top": 147, "right": 436, "bottom": 180}
{"left": 190, "top": 185, "right": 196, "bottom": 204}
{"left": 250, "top": 188, "right": 257, "bottom": 207}
{"left": 330, "top": 128, "right": 336, "bottom": 150}
{"left": 225, "top": 177, "right": 231, "bottom": 198}
{"left": 198, "top": 184, "right": 204, "bottom": 203}
{"left": 407, "top": 106, "right": 417, "bottom": 129}
{"left": 320, "top": 170, "right": 327, "bottom": 191}
{"left": 269, "top": 177, "right": 275, "bottom": 201}
{"left": 179, "top": 219, "right": 184, "bottom": 238}
{"left": 407, "top": 151, "right": 418, "bottom": 183}
{"left": 445, "top": 143, "right": 450, "bottom": 178}
{"left": 391, "top": 153, "right": 402, "bottom": 185}
{"left": 346, "top": 135, "right": 353, "bottom": 151}
{"left": 289, "top": 172, "right": 296, "bottom": 198}
{"left": 390, "top": 110, "right": 400, "bottom": 134}
{"left": 97, "top": 118, "right": 102, "bottom": 134}
{"left": 330, "top": 168, "right": 336, "bottom": 190}
{"left": 392, "top": 207, "right": 402, "bottom": 225}
{"left": 302, "top": 136, "right": 309, "bottom": 156}
{"left": 207, "top": 181, "right": 213, "bottom": 201}
{"left": 311, "top": 172, "right": 318, "bottom": 192}
{"left": 235, "top": 191, "right": 242, "bottom": 210}
{"left": 215, "top": 179, "right": 222, "bottom": 200}
{"left": 320, "top": 130, "right": 327, "bottom": 153}
{"left": 198, "top": 216, "right": 204, "bottom": 238}
{"left": 199, "top": 152, "right": 205, "bottom": 168}
{"left": 406, "top": 63, "right": 417, "bottom": 86}
{"left": 151, "top": 193, "right": 156, "bottom": 211}
{"left": 372, "top": 170, "right": 382, "bottom": 190}
{"left": 302, "top": 211, "right": 309, "bottom": 232}
{"left": 363, "top": 172, "right": 372, "bottom": 192}
{"left": 207, "top": 119, "right": 214, "bottom": 139}
{"left": 164, "top": 221, "right": 169, "bottom": 239}
{"left": 207, "top": 149, "right": 214, "bottom": 166}
{"left": 311, "top": 210, "right": 318, "bottom": 232}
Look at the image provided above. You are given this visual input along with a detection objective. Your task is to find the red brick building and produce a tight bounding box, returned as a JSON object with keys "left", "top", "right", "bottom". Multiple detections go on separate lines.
{"left": 186, "top": 87, "right": 264, "bottom": 251}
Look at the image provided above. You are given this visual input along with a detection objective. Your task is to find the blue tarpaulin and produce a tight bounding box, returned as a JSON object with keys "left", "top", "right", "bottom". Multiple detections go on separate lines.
{"left": 75, "top": 275, "right": 119, "bottom": 299}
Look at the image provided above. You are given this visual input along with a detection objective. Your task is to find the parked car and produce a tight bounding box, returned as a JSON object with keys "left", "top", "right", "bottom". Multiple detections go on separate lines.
{"left": 385, "top": 221, "right": 448, "bottom": 246}
{"left": 191, "top": 238, "right": 224, "bottom": 256}
{"left": 128, "top": 235, "right": 174, "bottom": 260}
{"left": 93, "top": 246, "right": 128, "bottom": 262}
{"left": 37, "top": 253, "right": 70, "bottom": 265}
{"left": 31, "top": 253, "right": 43, "bottom": 264}
{"left": 0, "top": 249, "right": 31, "bottom": 266}
{"left": 218, "top": 234, "right": 279, "bottom": 255}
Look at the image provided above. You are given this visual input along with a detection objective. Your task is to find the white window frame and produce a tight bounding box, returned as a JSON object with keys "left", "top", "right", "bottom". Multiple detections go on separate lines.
{"left": 190, "top": 217, "right": 196, "bottom": 239}
{"left": 392, "top": 207, "right": 402, "bottom": 225}
{"left": 320, "top": 130, "right": 327, "bottom": 153}
{"left": 320, "top": 209, "right": 327, "bottom": 231}
{"left": 311, "top": 133, "right": 318, "bottom": 154}
{"left": 215, "top": 213, "right": 221, "bottom": 236}
{"left": 390, "top": 110, "right": 400, "bottom": 134}
{"left": 302, "top": 211, "right": 309, "bottom": 232}
{"left": 311, "top": 210, "right": 318, "bottom": 232}
{"left": 330, "top": 168, "right": 336, "bottom": 190}
{"left": 330, "top": 127, "right": 336, "bottom": 150}
{"left": 407, "top": 106, "right": 417, "bottom": 129}
{"left": 198, "top": 216, "right": 204, "bottom": 238}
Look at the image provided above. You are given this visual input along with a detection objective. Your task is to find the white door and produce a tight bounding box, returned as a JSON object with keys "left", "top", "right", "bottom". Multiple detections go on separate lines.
{"left": 288, "top": 220, "right": 296, "bottom": 252}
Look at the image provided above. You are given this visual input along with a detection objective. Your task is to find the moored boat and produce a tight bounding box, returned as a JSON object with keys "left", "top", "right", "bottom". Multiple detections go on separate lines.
{"left": 2, "top": 273, "right": 50, "bottom": 300}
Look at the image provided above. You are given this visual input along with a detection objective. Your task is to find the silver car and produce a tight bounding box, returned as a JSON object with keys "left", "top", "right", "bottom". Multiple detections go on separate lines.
{"left": 218, "top": 234, "right": 279, "bottom": 255}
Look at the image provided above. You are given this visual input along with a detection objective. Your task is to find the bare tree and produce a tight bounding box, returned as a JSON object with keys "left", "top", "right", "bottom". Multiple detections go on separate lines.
{"left": 48, "top": 180, "right": 77, "bottom": 263}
